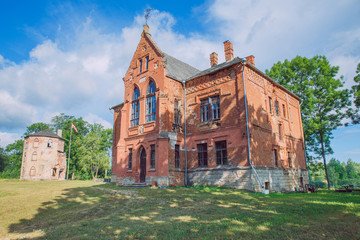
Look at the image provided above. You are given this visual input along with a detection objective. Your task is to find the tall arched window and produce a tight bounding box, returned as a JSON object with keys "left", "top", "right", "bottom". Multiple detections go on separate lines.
{"left": 146, "top": 81, "right": 156, "bottom": 122}
{"left": 131, "top": 87, "right": 140, "bottom": 127}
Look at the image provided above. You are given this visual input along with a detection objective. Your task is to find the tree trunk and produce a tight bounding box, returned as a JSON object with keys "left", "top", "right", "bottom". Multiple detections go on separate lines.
{"left": 320, "top": 132, "right": 330, "bottom": 190}
{"left": 91, "top": 164, "right": 95, "bottom": 179}
{"left": 95, "top": 168, "right": 98, "bottom": 179}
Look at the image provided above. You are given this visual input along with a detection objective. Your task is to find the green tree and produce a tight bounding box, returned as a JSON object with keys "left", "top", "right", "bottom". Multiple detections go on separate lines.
{"left": 51, "top": 114, "right": 90, "bottom": 179}
{"left": 23, "top": 122, "right": 51, "bottom": 137}
{"left": 77, "top": 124, "right": 111, "bottom": 179}
{"left": 351, "top": 62, "right": 360, "bottom": 124}
{"left": 0, "top": 147, "right": 7, "bottom": 172}
{"left": 346, "top": 159, "right": 359, "bottom": 179}
{"left": 0, "top": 140, "right": 23, "bottom": 178}
{"left": 266, "top": 56, "right": 351, "bottom": 189}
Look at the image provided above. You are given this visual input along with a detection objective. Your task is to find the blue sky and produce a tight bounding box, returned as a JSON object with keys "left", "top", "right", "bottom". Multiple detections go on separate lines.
{"left": 0, "top": 0, "right": 359, "bottom": 163}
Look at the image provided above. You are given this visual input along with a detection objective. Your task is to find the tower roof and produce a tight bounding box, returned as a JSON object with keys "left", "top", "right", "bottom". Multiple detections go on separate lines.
{"left": 26, "top": 129, "right": 65, "bottom": 140}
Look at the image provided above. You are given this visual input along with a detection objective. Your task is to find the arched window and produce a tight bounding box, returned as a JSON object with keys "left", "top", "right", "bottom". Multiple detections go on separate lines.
{"left": 131, "top": 87, "right": 140, "bottom": 127}
{"left": 33, "top": 138, "right": 39, "bottom": 148}
{"left": 32, "top": 152, "right": 37, "bottom": 161}
{"left": 146, "top": 81, "right": 156, "bottom": 122}
{"left": 30, "top": 166, "right": 36, "bottom": 176}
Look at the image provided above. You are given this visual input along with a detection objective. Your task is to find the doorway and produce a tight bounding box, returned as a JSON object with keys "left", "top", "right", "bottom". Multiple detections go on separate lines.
{"left": 140, "top": 147, "right": 146, "bottom": 183}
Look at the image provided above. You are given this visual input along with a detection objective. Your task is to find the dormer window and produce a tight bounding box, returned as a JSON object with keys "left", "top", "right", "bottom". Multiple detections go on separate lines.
{"left": 146, "top": 81, "right": 156, "bottom": 122}
{"left": 131, "top": 87, "right": 140, "bottom": 127}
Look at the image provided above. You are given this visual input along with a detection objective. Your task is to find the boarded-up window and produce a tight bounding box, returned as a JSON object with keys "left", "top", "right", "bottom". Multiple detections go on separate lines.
{"left": 283, "top": 104, "right": 286, "bottom": 118}
{"left": 273, "top": 149, "right": 278, "bottom": 167}
{"left": 175, "top": 145, "right": 180, "bottom": 168}
{"left": 32, "top": 152, "right": 37, "bottom": 161}
{"left": 33, "top": 138, "right": 39, "bottom": 148}
{"left": 288, "top": 152, "right": 292, "bottom": 168}
{"left": 30, "top": 166, "right": 36, "bottom": 176}
{"left": 128, "top": 149, "right": 133, "bottom": 170}
{"left": 150, "top": 145, "right": 155, "bottom": 169}
{"left": 174, "top": 100, "right": 181, "bottom": 126}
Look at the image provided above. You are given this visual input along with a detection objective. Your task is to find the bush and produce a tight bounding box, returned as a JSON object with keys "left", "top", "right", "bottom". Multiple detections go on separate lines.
{"left": 337, "top": 179, "right": 360, "bottom": 187}
{"left": 312, "top": 180, "right": 326, "bottom": 188}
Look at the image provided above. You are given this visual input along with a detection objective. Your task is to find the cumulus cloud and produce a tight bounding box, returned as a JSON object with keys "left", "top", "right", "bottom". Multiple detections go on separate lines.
{"left": 0, "top": 2, "right": 359, "bottom": 149}
{"left": 0, "top": 90, "right": 37, "bottom": 130}
{"left": 207, "top": 0, "right": 360, "bottom": 73}
{"left": 0, "top": 132, "right": 21, "bottom": 148}
{"left": 84, "top": 113, "right": 112, "bottom": 129}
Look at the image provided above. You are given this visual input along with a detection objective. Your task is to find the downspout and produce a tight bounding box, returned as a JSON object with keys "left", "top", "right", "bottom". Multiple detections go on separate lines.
{"left": 299, "top": 102, "right": 312, "bottom": 185}
{"left": 183, "top": 81, "right": 188, "bottom": 186}
{"left": 242, "top": 59, "right": 264, "bottom": 189}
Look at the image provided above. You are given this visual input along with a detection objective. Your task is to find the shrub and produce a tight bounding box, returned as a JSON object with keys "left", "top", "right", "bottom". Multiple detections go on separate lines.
{"left": 312, "top": 180, "right": 326, "bottom": 188}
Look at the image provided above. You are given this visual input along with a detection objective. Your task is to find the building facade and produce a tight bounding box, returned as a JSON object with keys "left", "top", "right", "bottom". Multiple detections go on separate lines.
{"left": 20, "top": 130, "right": 66, "bottom": 181}
{"left": 111, "top": 25, "right": 309, "bottom": 192}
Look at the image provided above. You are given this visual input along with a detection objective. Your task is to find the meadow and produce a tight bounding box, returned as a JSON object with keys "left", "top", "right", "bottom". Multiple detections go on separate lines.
{"left": 0, "top": 180, "right": 359, "bottom": 239}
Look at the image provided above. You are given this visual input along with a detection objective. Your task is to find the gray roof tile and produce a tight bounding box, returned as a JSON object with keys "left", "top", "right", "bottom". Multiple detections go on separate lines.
{"left": 26, "top": 129, "right": 64, "bottom": 140}
{"left": 163, "top": 53, "right": 201, "bottom": 82}
{"left": 185, "top": 57, "right": 242, "bottom": 81}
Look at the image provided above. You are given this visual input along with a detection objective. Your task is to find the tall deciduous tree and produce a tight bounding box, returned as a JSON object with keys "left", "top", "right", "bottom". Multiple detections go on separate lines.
{"left": 77, "top": 124, "right": 111, "bottom": 179}
{"left": 24, "top": 122, "right": 51, "bottom": 137}
{"left": 51, "top": 113, "right": 89, "bottom": 179}
{"left": 351, "top": 62, "right": 360, "bottom": 124}
{"left": 266, "top": 55, "right": 351, "bottom": 189}
{"left": 0, "top": 140, "right": 23, "bottom": 178}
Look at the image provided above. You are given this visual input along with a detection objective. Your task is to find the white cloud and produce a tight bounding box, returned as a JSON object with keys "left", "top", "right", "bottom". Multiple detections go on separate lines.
{"left": 0, "top": 132, "right": 21, "bottom": 148}
{"left": 0, "top": 3, "right": 359, "bottom": 149}
{"left": 207, "top": 0, "right": 360, "bottom": 70}
{"left": 84, "top": 113, "right": 112, "bottom": 129}
{"left": 0, "top": 90, "right": 37, "bottom": 130}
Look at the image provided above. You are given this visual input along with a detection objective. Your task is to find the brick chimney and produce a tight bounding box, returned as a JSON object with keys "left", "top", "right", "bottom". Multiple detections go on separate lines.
{"left": 210, "top": 52, "right": 218, "bottom": 67}
{"left": 245, "top": 55, "right": 255, "bottom": 66}
{"left": 57, "top": 129, "right": 62, "bottom": 137}
{"left": 224, "top": 40, "right": 234, "bottom": 61}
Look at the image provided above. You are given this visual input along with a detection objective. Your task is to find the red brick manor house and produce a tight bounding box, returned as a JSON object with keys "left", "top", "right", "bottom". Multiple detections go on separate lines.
{"left": 111, "top": 25, "right": 309, "bottom": 192}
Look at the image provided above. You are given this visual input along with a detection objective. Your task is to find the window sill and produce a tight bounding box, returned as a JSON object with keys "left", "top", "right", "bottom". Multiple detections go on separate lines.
{"left": 145, "top": 120, "right": 155, "bottom": 124}
{"left": 137, "top": 70, "right": 149, "bottom": 76}
{"left": 127, "top": 170, "right": 132, "bottom": 173}
{"left": 199, "top": 119, "right": 220, "bottom": 126}
{"left": 148, "top": 168, "right": 156, "bottom": 172}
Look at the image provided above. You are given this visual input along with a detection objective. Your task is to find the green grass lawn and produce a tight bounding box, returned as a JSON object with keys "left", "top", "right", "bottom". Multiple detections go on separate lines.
{"left": 0, "top": 180, "right": 359, "bottom": 239}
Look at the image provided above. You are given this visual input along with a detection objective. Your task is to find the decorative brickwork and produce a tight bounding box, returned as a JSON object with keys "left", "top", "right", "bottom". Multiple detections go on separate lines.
{"left": 111, "top": 25, "right": 308, "bottom": 192}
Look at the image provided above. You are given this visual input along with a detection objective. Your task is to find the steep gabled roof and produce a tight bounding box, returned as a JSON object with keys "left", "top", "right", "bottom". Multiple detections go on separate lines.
{"left": 163, "top": 53, "right": 201, "bottom": 82}
{"left": 26, "top": 129, "right": 64, "bottom": 140}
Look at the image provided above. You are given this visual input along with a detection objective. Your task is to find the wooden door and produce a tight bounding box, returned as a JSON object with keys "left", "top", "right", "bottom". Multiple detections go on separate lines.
{"left": 140, "top": 148, "right": 146, "bottom": 183}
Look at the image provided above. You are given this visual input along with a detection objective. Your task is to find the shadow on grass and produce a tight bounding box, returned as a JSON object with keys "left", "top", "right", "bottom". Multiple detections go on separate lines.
{"left": 8, "top": 185, "right": 360, "bottom": 239}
